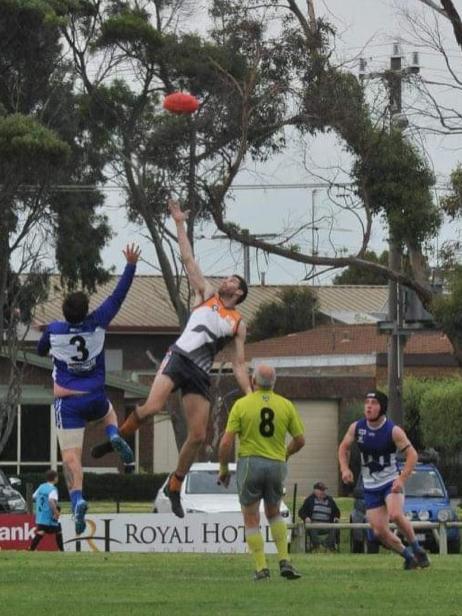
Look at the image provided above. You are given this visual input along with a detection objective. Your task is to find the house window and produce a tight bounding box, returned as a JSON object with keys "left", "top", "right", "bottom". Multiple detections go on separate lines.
{"left": 21, "top": 405, "right": 50, "bottom": 462}
{"left": 0, "top": 404, "right": 53, "bottom": 475}
{"left": 0, "top": 415, "right": 17, "bottom": 461}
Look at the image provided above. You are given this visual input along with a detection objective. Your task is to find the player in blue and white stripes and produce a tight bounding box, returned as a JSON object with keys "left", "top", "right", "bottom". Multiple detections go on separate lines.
{"left": 339, "top": 390, "right": 430, "bottom": 570}
{"left": 37, "top": 244, "right": 140, "bottom": 536}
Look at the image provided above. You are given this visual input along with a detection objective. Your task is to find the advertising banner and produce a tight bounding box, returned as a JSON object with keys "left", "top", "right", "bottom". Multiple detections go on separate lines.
{"left": 0, "top": 514, "right": 59, "bottom": 551}
{"left": 60, "top": 513, "right": 280, "bottom": 553}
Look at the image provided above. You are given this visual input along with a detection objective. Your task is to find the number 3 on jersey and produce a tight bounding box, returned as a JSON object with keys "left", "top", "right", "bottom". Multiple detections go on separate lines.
{"left": 70, "top": 335, "right": 89, "bottom": 362}
{"left": 259, "top": 407, "right": 275, "bottom": 437}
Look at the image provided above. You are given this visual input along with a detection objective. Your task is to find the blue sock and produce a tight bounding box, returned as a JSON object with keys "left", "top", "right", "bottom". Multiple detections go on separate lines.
{"left": 401, "top": 546, "right": 414, "bottom": 560}
{"left": 70, "top": 489, "right": 83, "bottom": 512}
{"left": 410, "top": 540, "right": 423, "bottom": 553}
{"left": 105, "top": 424, "right": 119, "bottom": 440}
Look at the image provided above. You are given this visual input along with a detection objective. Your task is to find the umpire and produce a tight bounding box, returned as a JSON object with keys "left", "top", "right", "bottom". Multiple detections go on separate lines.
{"left": 218, "top": 363, "right": 305, "bottom": 581}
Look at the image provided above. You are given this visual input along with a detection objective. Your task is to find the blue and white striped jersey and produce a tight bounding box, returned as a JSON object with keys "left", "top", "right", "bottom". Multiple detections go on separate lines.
{"left": 355, "top": 417, "right": 399, "bottom": 490}
{"left": 37, "top": 264, "right": 136, "bottom": 392}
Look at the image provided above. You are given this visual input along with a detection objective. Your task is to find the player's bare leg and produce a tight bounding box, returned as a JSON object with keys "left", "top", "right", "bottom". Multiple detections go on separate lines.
{"left": 91, "top": 373, "right": 174, "bottom": 459}
{"left": 386, "top": 493, "right": 430, "bottom": 568}
{"left": 367, "top": 504, "right": 418, "bottom": 569}
{"left": 164, "top": 394, "right": 209, "bottom": 518}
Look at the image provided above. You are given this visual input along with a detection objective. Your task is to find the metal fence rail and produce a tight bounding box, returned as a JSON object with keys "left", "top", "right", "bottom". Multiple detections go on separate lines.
{"left": 289, "top": 521, "right": 462, "bottom": 555}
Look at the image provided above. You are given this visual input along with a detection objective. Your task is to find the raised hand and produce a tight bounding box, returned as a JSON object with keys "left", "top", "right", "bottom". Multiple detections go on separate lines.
{"left": 123, "top": 243, "right": 141, "bottom": 264}
{"left": 168, "top": 198, "right": 189, "bottom": 223}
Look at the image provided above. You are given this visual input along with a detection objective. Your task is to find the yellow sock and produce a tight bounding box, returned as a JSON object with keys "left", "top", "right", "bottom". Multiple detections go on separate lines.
{"left": 269, "top": 518, "right": 289, "bottom": 562}
{"left": 246, "top": 529, "right": 267, "bottom": 571}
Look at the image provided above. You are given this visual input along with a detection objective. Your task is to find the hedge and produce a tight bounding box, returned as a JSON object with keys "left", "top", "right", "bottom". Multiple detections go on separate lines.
{"left": 420, "top": 380, "right": 462, "bottom": 455}
{"left": 17, "top": 472, "right": 168, "bottom": 502}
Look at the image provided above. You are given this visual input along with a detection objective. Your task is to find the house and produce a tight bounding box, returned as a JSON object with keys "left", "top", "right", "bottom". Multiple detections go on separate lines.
{"left": 1, "top": 274, "right": 417, "bottom": 495}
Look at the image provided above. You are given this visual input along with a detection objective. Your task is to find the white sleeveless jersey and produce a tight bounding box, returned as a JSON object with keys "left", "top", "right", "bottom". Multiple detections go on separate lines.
{"left": 173, "top": 294, "right": 241, "bottom": 373}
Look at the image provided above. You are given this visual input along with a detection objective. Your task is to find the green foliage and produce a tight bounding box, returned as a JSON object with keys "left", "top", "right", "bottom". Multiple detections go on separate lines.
{"left": 0, "top": 0, "right": 113, "bottom": 295}
{"left": 3, "top": 268, "right": 49, "bottom": 327}
{"left": 248, "top": 287, "right": 326, "bottom": 342}
{"left": 420, "top": 380, "right": 462, "bottom": 455}
{"left": 354, "top": 129, "right": 441, "bottom": 248}
{"left": 0, "top": 0, "right": 62, "bottom": 114}
{"left": 302, "top": 65, "right": 371, "bottom": 145}
{"left": 333, "top": 251, "right": 389, "bottom": 285}
{"left": 0, "top": 114, "right": 70, "bottom": 179}
{"left": 53, "top": 197, "right": 113, "bottom": 292}
{"left": 441, "top": 164, "right": 462, "bottom": 219}
{"left": 402, "top": 377, "right": 438, "bottom": 450}
{"left": 431, "top": 265, "right": 462, "bottom": 348}
{"left": 98, "top": 9, "right": 164, "bottom": 51}
{"left": 19, "top": 471, "right": 168, "bottom": 501}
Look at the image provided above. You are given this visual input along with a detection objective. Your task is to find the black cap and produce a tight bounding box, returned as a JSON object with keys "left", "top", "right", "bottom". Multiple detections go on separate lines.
{"left": 365, "top": 390, "right": 388, "bottom": 415}
{"left": 313, "top": 481, "right": 327, "bottom": 491}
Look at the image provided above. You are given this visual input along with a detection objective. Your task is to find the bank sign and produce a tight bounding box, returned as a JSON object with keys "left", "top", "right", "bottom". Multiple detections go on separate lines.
{"left": 60, "top": 513, "right": 279, "bottom": 553}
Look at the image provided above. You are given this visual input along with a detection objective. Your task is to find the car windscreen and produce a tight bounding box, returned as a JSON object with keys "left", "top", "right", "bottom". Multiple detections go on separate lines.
{"left": 405, "top": 470, "right": 445, "bottom": 497}
{"left": 185, "top": 470, "right": 238, "bottom": 494}
{"left": 0, "top": 471, "right": 9, "bottom": 488}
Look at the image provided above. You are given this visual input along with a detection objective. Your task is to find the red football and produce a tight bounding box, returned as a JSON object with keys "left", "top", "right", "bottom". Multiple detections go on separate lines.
{"left": 163, "top": 92, "right": 200, "bottom": 114}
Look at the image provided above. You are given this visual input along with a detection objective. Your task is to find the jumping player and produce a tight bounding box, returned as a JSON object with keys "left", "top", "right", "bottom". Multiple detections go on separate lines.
{"left": 37, "top": 244, "right": 140, "bottom": 535}
{"left": 338, "top": 390, "right": 430, "bottom": 569}
{"left": 92, "top": 199, "right": 252, "bottom": 518}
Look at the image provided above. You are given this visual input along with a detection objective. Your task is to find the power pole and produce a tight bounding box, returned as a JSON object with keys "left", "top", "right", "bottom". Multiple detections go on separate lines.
{"left": 360, "top": 43, "right": 420, "bottom": 425}
{"left": 387, "top": 44, "right": 406, "bottom": 426}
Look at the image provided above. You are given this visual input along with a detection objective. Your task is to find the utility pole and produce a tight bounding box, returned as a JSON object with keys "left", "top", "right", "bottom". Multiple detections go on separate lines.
{"left": 387, "top": 44, "right": 406, "bottom": 426}
{"left": 360, "top": 43, "right": 420, "bottom": 425}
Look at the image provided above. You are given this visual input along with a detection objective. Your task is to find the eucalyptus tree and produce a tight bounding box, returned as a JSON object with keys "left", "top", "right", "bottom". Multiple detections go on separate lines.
{"left": 0, "top": 0, "right": 112, "bottom": 456}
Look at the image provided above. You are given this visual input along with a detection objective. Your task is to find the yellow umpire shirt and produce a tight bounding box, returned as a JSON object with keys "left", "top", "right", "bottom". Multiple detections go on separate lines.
{"left": 225, "top": 389, "right": 304, "bottom": 462}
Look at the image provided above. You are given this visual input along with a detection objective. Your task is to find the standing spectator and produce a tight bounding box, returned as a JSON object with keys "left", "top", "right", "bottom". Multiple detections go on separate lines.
{"left": 29, "top": 470, "right": 64, "bottom": 552}
{"left": 298, "top": 482, "right": 340, "bottom": 551}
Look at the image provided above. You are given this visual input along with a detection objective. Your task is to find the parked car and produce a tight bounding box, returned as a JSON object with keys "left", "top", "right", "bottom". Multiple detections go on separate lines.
{"left": 0, "top": 470, "right": 27, "bottom": 513}
{"left": 350, "top": 461, "right": 460, "bottom": 554}
{"left": 153, "top": 462, "right": 290, "bottom": 517}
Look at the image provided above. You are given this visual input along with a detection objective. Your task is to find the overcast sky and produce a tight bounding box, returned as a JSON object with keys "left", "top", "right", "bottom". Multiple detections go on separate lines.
{"left": 98, "top": 0, "right": 461, "bottom": 285}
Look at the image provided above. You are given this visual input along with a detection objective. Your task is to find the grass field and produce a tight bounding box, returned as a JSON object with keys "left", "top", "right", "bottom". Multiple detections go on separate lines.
{"left": 58, "top": 496, "right": 355, "bottom": 516}
{"left": 1, "top": 551, "right": 462, "bottom": 616}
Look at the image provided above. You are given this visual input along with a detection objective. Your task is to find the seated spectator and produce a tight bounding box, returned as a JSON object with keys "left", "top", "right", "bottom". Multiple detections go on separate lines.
{"left": 298, "top": 481, "right": 340, "bottom": 552}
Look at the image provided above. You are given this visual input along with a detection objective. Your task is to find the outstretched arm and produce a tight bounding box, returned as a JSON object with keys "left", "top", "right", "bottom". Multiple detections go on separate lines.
{"left": 91, "top": 244, "right": 141, "bottom": 328}
{"left": 338, "top": 422, "right": 357, "bottom": 485}
{"left": 230, "top": 321, "right": 252, "bottom": 394}
{"left": 168, "top": 199, "right": 214, "bottom": 302}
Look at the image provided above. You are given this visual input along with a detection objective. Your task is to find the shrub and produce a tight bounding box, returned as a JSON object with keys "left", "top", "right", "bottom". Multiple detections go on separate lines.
{"left": 420, "top": 380, "right": 462, "bottom": 455}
